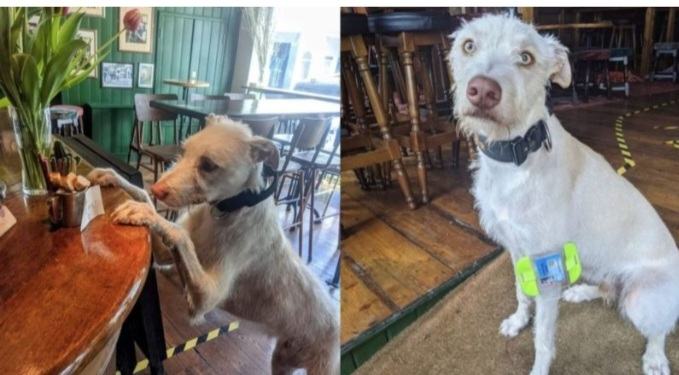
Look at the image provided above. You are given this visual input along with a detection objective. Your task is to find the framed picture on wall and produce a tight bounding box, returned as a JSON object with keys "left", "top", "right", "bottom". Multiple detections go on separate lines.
{"left": 101, "top": 62, "right": 134, "bottom": 88}
{"left": 119, "top": 7, "right": 153, "bottom": 53}
{"left": 75, "top": 29, "right": 97, "bottom": 78}
{"left": 67, "top": 7, "right": 105, "bottom": 18}
{"left": 138, "top": 63, "right": 154, "bottom": 88}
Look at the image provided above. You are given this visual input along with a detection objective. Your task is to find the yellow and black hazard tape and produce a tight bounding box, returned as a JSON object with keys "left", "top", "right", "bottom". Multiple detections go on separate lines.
{"left": 614, "top": 99, "right": 677, "bottom": 175}
{"left": 666, "top": 140, "right": 679, "bottom": 149}
{"left": 115, "top": 321, "right": 240, "bottom": 374}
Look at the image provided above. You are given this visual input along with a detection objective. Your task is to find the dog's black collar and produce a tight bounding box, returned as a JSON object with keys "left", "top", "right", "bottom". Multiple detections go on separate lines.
{"left": 478, "top": 121, "right": 552, "bottom": 166}
{"left": 209, "top": 165, "right": 278, "bottom": 217}
{"left": 477, "top": 86, "right": 554, "bottom": 166}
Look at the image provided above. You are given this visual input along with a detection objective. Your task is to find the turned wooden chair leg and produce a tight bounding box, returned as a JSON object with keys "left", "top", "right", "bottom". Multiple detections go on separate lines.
{"left": 401, "top": 46, "right": 429, "bottom": 204}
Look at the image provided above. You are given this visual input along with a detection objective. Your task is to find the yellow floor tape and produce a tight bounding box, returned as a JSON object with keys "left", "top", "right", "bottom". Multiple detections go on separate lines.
{"left": 115, "top": 321, "right": 239, "bottom": 374}
{"left": 614, "top": 99, "right": 677, "bottom": 175}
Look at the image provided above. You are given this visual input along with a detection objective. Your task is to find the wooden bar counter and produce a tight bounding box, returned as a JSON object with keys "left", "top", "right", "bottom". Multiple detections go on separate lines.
{"left": 0, "top": 124, "right": 152, "bottom": 373}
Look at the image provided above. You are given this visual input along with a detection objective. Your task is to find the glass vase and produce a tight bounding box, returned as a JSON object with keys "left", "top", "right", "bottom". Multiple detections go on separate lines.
{"left": 8, "top": 106, "right": 51, "bottom": 196}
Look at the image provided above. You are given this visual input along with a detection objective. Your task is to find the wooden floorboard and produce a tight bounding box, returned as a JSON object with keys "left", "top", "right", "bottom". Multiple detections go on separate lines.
{"left": 340, "top": 258, "right": 394, "bottom": 344}
{"left": 341, "top": 143, "right": 498, "bottom": 345}
{"left": 341, "top": 89, "right": 679, "bottom": 348}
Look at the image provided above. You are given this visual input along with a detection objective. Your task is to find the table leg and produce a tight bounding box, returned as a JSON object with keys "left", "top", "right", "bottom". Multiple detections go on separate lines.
{"left": 115, "top": 260, "right": 166, "bottom": 375}
{"left": 115, "top": 321, "right": 137, "bottom": 375}
{"left": 137, "top": 268, "right": 166, "bottom": 375}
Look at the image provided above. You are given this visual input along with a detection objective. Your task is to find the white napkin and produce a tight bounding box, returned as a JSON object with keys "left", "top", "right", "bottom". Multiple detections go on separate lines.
{"left": 81, "top": 185, "right": 105, "bottom": 231}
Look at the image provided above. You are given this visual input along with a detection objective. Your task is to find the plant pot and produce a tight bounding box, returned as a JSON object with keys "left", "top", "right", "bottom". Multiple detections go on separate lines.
{"left": 8, "top": 106, "right": 51, "bottom": 196}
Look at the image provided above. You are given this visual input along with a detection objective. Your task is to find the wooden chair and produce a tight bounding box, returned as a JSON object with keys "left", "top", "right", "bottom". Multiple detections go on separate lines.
{"left": 341, "top": 14, "right": 416, "bottom": 209}
{"left": 378, "top": 31, "right": 460, "bottom": 204}
{"left": 129, "top": 94, "right": 181, "bottom": 183}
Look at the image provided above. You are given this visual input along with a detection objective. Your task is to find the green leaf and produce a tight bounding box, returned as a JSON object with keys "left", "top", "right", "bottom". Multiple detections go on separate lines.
{"left": 57, "top": 11, "right": 83, "bottom": 50}
{"left": 0, "top": 8, "right": 12, "bottom": 62}
{"left": 20, "top": 55, "right": 40, "bottom": 112}
{"left": 31, "top": 15, "right": 51, "bottom": 70}
{"left": 62, "top": 48, "right": 109, "bottom": 89}
{"left": 9, "top": 8, "right": 25, "bottom": 52}
{"left": 40, "top": 39, "right": 87, "bottom": 105}
{"left": 10, "top": 54, "right": 29, "bottom": 96}
{"left": 50, "top": 11, "right": 60, "bottom": 52}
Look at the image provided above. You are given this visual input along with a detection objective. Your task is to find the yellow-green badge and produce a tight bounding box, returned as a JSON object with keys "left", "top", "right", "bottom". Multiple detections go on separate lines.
{"left": 515, "top": 242, "right": 581, "bottom": 297}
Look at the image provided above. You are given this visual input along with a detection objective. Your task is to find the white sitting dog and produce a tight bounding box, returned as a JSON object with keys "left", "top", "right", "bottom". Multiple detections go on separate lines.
{"left": 450, "top": 14, "right": 679, "bottom": 375}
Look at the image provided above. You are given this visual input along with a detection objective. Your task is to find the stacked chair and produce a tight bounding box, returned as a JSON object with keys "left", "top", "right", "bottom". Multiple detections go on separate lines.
{"left": 341, "top": 10, "right": 462, "bottom": 208}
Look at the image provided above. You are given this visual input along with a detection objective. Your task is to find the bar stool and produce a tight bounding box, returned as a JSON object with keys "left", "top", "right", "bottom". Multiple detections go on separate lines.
{"left": 341, "top": 13, "right": 416, "bottom": 209}
{"left": 573, "top": 48, "right": 612, "bottom": 102}
{"left": 129, "top": 94, "right": 181, "bottom": 183}
{"left": 651, "top": 42, "right": 679, "bottom": 83}
{"left": 50, "top": 105, "right": 84, "bottom": 136}
{"left": 370, "top": 11, "right": 461, "bottom": 204}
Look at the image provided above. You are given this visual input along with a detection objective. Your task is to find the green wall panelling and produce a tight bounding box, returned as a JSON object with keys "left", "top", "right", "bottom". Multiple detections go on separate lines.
{"left": 61, "top": 7, "right": 242, "bottom": 161}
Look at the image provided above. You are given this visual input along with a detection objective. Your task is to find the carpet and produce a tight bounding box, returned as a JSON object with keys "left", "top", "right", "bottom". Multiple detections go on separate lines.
{"left": 354, "top": 253, "right": 679, "bottom": 374}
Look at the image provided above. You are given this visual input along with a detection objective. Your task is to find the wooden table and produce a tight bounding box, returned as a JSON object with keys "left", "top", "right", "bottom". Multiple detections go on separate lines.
{"left": 163, "top": 79, "right": 210, "bottom": 102}
{"left": 0, "top": 127, "right": 164, "bottom": 373}
{"left": 150, "top": 98, "right": 341, "bottom": 122}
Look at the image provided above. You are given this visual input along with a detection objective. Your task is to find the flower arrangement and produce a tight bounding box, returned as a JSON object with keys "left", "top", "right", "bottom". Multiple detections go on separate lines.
{"left": 0, "top": 7, "right": 141, "bottom": 195}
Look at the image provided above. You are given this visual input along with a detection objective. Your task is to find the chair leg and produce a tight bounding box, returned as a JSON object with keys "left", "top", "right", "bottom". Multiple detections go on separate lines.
{"left": 393, "top": 157, "right": 416, "bottom": 209}
{"left": 452, "top": 139, "right": 461, "bottom": 168}
{"left": 436, "top": 146, "right": 444, "bottom": 168}
{"left": 297, "top": 171, "right": 305, "bottom": 258}
{"left": 605, "top": 61, "right": 611, "bottom": 98}
{"left": 584, "top": 61, "right": 591, "bottom": 102}
{"left": 673, "top": 51, "right": 678, "bottom": 83}
{"left": 320, "top": 174, "right": 339, "bottom": 220}
{"left": 651, "top": 51, "right": 658, "bottom": 82}
{"left": 307, "top": 169, "right": 316, "bottom": 264}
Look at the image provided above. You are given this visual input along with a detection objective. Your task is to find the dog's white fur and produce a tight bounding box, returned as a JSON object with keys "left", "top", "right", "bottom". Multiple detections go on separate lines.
{"left": 451, "top": 14, "right": 679, "bottom": 375}
{"left": 88, "top": 115, "right": 339, "bottom": 375}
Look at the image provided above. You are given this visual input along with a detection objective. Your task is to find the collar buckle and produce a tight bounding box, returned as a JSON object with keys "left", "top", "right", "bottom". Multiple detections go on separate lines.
{"left": 510, "top": 138, "right": 528, "bottom": 166}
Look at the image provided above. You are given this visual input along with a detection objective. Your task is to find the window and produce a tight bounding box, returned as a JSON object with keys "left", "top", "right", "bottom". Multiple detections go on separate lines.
{"left": 248, "top": 7, "right": 339, "bottom": 96}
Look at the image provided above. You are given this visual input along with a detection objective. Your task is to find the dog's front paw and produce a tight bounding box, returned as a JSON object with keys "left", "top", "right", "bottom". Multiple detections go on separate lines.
{"left": 529, "top": 368, "right": 549, "bottom": 375}
{"left": 643, "top": 351, "right": 670, "bottom": 375}
{"left": 111, "top": 200, "right": 156, "bottom": 227}
{"left": 499, "top": 311, "right": 531, "bottom": 338}
{"left": 87, "top": 168, "right": 121, "bottom": 187}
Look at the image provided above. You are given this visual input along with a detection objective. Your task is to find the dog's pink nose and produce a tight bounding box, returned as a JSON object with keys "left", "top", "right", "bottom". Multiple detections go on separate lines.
{"left": 151, "top": 183, "right": 169, "bottom": 201}
{"left": 466, "top": 75, "right": 502, "bottom": 110}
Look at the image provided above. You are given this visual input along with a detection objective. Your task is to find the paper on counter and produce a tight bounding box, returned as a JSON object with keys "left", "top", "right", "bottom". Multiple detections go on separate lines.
{"left": 81, "top": 185, "right": 105, "bottom": 231}
{"left": 0, "top": 205, "right": 16, "bottom": 238}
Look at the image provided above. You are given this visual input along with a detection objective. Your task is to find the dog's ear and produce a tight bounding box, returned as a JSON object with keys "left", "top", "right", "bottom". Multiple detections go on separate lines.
{"left": 204, "top": 114, "right": 230, "bottom": 127}
{"left": 249, "top": 136, "right": 279, "bottom": 170}
{"left": 545, "top": 36, "right": 571, "bottom": 88}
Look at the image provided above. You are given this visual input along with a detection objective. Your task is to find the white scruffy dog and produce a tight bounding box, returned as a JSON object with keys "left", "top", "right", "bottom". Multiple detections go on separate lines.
{"left": 450, "top": 14, "right": 679, "bottom": 375}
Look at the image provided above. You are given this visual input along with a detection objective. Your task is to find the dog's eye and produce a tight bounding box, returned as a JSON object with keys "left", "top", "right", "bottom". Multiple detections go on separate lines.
{"left": 519, "top": 51, "right": 534, "bottom": 65}
{"left": 462, "top": 39, "right": 475, "bottom": 54}
{"left": 198, "top": 156, "right": 218, "bottom": 173}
